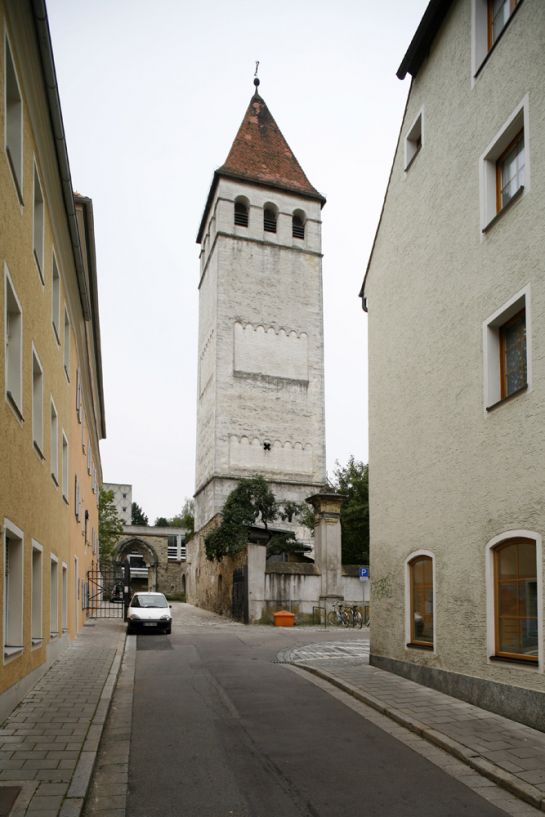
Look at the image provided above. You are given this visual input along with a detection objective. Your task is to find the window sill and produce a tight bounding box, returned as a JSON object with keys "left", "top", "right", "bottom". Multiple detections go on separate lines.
{"left": 50, "top": 632, "right": 59, "bottom": 639}
{"left": 6, "top": 390, "right": 24, "bottom": 422}
{"left": 6, "top": 146, "right": 24, "bottom": 206}
{"left": 52, "top": 321, "right": 60, "bottom": 346}
{"left": 64, "top": 365, "right": 70, "bottom": 383}
{"left": 4, "top": 646, "right": 24, "bottom": 660}
{"left": 486, "top": 383, "right": 528, "bottom": 412}
{"left": 490, "top": 654, "right": 537, "bottom": 667}
{"left": 51, "top": 472, "right": 59, "bottom": 487}
{"left": 482, "top": 186, "right": 524, "bottom": 234}
{"left": 31, "top": 638, "right": 43, "bottom": 648}
{"left": 33, "top": 441, "right": 45, "bottom": 460}
{"left": 62, "top": 494, "right": 69, "bottom": 506}
{"left": 406, "top": 642, "right": 433, "bottom": 651}
{"left": 34, "top": 251, "right": 45, "bottom": 285}
{"left": 404, "top": 146, "right": 421, "bottom": 173}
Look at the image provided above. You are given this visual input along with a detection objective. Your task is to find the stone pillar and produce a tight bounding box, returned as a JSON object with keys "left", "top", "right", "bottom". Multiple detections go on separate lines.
{"left": 306, "top": 492, "right": 345, "bottom": 602}
{"left": 247, "top": 544, "right": 266, "bottom": 624}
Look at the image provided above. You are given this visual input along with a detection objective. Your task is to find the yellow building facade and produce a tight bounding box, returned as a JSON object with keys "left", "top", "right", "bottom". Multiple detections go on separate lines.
{"left": 0, "top": 0, "right": 105, "bottom": 716}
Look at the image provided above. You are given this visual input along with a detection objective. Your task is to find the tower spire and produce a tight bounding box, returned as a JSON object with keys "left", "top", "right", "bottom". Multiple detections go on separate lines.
{"left": 253, "top": 60, "right": 260, "bottom": 93}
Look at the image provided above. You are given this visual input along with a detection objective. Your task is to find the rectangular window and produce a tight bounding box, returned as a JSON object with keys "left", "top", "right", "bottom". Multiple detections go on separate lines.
{"left": 62, "top": 432, "right": 69, "bottom": 501}
{"left": 484, "top": 288, "right": 529, "bottom": 409}
{"left": 50, "top": 557, "right": 59, "bottom": 637}
{"left": 480, "top": 98, "right": 528, "bottom": 231}
{"left": 494, "top": 538, "right": 537, "bottom": 662}
{"left": 3, "top": 520, "right": 24, "bottom": 657}
{"left": 4, "top": 35, "right": 23, "bottom": 201}
{"left": 404, "top": 110, "right": 423, "bottom": 171}
{"left": 75, "top": 474, "right": 80, "bottom": 521}
{"left": 4, "top": 266, "right": 23, "bottom": 416}
{"left": 496, "top": 130, "right": 524, "bottom": 212}
{"left": 32, "top": 347, "right": 44, "bottom": 456}
{"left": 62, "top": 563, "right": 68, "bottom": 631}
{"left": 500, "top": 308, "right": 526, "bottom": 399}
{"left": 50, "top": 399, "right": 58, "bottom": 483}
{"left": 63, "top": 308, "right": 70, "bottom": 379}
{"left": 408, "top": 554, "right": 434, "bottom": 648}
{"left": 488, "top": 0, "right": 519, "bottom": 49}
{"left": 76, "top": 368, "right": 81, "bottom": 421}
{"left": 31, "top": 543, "right": 43, "bottom": 646}
{"left": 87, "top": 439, "right": 92, "bottom": 474}
{"left": 33, "top": 164, "right": 45, "bottom": 282}
{"left": 52, "top": 255, "right": 60, "bottom": 342}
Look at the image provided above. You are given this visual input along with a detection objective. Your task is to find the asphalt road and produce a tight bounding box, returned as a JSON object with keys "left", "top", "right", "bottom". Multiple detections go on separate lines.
{"left": 127, "top": 606, "right": 508, "bottom": 817}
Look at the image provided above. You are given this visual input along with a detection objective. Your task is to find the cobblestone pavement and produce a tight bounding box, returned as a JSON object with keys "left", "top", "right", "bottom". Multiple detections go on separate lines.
{"left": 0, "top": 620, "right": 126, "bottom": 817}
{"left": 281, "top": 644, "right": 545, "bottom": 814}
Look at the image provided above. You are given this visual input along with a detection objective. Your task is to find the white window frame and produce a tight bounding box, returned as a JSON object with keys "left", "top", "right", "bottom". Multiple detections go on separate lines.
{"left": 404, "top": 108, "right": 424, "bottom": 171}
{"left": 32, "top": 344, "right": 44, "bottom": 456}
{"left": 63, "top": 307, "right": 71, "bottom": 381}
{"left": 50, "top": 555, "right": 59, "bottom": 637}
{"left": 404, "top": 549, "right": 436, "bottom": 654}
{"left": 4, "top": 29, "right": 23, "bottom": 203}
{"left": 51, "top": 252, "right": 61, "bottom": 343}
{"left": 33, "top": 161, "right": 45, "bottom": 282}
{"left": 50, "top": 397, "right": 59, "bottom": 484}
{"left": 483, "top": 285, "right": 531, "bottom": 410}
{"left": 4, "top": 263, "right": 23, "bottom": 417}
{"left": 3, "top": 519, "right": 24, "bottom": 659}
{"left": 62, "top": 431, "right": 69, "bottom": 501}
{"left": 485, "top": 530, "right": 543, "bottom": 672}
{"left": 31, "top": 541, "right": 43, "bottom": 646}
{"left": 479, "top": 96, "right": 529, "bottom": 232}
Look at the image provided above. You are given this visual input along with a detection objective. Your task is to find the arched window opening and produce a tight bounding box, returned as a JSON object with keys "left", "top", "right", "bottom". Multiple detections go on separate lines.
{"left": 292, "top": 212, "right": 305, "bottom": 239}
{"left": 494, "top": 538, "right": 537, "bottom": 662}
{"left": 264, "top": 206, "right": 277, "bottom": 233}
{"left": 234, "top": 199, "right": 249, "bottom": 227}
{"left": 409, "top": 555, "right": 433, "bottom": 648}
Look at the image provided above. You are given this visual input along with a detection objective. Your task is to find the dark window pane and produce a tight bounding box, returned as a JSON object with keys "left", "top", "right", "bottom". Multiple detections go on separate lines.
{"left": 500, "top": 309, "right": 526, "bottom": 397}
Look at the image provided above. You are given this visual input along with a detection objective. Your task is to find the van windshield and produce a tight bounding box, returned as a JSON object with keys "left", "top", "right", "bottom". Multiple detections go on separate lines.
{"left": 132, "top": 594, "right": 168, "bottom": 609}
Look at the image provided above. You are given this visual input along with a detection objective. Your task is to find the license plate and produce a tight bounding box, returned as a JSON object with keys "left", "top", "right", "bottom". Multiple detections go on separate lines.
{"left": 144, "top": 622, "right": 156, "bottom": 627}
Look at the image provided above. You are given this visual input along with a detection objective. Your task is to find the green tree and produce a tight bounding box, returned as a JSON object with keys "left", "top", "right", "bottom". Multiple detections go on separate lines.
{"left": 332, "top": 457, "right": 369, "bottom": 565}
{"left": 205, "top": 477, "right": 308, "bottom": 561}
{"left": 131, "top": 502, "right": 149, "bottom": 526}
{"left": 99, "top": 488, "right": 124, "bottom": 565}
{"left": 153, "top": 499, "right": 195, "bottom": 536}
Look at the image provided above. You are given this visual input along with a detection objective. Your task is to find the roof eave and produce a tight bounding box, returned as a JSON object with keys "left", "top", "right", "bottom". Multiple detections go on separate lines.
{"left": 396, "top": 0, "right": 455, "bottom": 79}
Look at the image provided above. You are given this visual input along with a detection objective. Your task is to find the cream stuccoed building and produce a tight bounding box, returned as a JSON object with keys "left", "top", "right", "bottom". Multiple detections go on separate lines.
{"left": 194, "top": 79, "right": 327, "bottom": 535}
{"left": 361, "top": 0, "right": 544, "bottom": 730}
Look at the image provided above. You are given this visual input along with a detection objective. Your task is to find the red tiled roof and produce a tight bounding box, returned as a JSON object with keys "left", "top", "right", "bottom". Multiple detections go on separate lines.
{"left": 217, "top": 91, "right": 324, "bottom": 202}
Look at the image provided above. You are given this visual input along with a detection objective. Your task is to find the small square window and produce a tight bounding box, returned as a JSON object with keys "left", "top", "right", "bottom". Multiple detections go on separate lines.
{"left": 404, "top": 111, "right": 423, "bottom": 171}
{"left": 499, "top": 309, "right": 526, "bottom": 399}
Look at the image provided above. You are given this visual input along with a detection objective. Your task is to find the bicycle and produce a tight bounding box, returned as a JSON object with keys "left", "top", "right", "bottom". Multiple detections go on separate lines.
{"left": 345, "top": 604, "right": 363, "bottom": 629}
{"left": 327, "top": 600, "right": 349, "bottom": 627}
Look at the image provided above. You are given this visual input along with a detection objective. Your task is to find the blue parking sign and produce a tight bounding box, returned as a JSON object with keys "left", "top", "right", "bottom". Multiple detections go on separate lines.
{"left": 359, "top": 567, "right": 369, "bottom": 579}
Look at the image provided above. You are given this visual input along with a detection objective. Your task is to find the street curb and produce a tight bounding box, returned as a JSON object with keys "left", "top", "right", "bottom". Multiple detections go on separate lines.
{"left": 297, "top": 664, "right": 545, "bottom": 813}
{"left": 61, "top": 628, "right": 128, "bottom": 817}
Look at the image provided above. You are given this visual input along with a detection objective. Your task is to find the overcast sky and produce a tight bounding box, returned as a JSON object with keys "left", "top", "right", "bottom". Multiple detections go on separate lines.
{"left": 46, "top": 0, "right": 428, "bottom": 523}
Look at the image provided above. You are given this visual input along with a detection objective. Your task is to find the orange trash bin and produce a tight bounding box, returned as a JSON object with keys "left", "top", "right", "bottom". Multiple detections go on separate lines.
{"left": 273, "top": 610, "right": 295, "bottom": 627}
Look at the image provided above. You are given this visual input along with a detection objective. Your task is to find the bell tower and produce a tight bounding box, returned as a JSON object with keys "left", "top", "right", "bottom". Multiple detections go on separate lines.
{"left": 194, "top": 79, "right": 327, "bottom": 531}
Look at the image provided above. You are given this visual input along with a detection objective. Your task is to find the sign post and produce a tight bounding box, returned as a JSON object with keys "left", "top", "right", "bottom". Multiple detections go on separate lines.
{"left": 359, "top": 566, "right": 369, "bottom": 620}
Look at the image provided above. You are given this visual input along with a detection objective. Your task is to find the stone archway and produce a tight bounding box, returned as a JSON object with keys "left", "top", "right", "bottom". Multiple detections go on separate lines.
{"left": 113, "top": 537, "right": 160, "bottom": 592}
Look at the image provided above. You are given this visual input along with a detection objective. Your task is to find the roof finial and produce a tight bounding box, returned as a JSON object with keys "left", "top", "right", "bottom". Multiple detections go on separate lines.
{"left": 253, "top": 60, "right": 260, "bottom": 91}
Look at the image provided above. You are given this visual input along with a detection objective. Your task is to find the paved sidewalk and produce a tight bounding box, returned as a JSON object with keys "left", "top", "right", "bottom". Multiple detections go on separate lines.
{"left": 279, "top": 642, "right": 545, "bottom": 813}
{"left": 0, "top": 620, "right": 126, "bottom": 817}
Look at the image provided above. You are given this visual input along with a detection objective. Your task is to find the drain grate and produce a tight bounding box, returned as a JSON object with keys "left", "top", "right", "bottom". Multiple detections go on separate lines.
{"left": 0, "top": 786, "right": 21, "bottom": 817}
